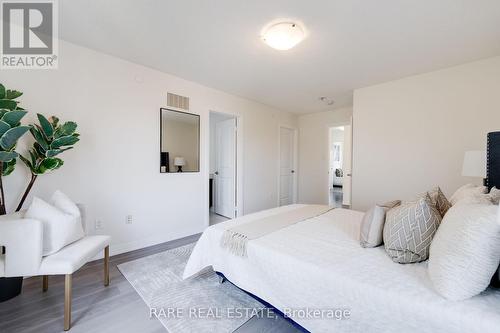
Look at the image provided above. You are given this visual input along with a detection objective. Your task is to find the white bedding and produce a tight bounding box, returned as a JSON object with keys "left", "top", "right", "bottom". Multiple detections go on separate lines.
{"left": 183, "top": 204, "right": 500, "bottom": 333}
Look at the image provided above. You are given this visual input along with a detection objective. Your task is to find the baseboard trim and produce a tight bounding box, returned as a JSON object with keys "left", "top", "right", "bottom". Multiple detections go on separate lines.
{"left": 90, "top": 230, "right": 202, "bottom": 261}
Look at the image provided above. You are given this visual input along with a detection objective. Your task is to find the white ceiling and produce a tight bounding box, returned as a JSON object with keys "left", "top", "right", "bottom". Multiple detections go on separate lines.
{"left": 60, "top": 0, "right": 500, "bottom": 114}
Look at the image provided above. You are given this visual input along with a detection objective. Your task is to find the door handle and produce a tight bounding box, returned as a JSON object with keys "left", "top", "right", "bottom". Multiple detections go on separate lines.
{"left": 215, "top": 171, "right": 219, "bottom": 175}
{"left": 291, "top": 170, "right": 295, "bottom": 174}
{"left": 347, "top": 173, "right": 352, "bottom": 176}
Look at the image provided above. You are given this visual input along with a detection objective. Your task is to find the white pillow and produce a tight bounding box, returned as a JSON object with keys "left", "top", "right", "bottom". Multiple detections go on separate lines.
{"left": 450, "top": 184, "right": 487, "bottom": 205}
{"left": 453, "top": 194, "right": 493, "bottom": 206}
{"left": 360, "top": 200, "right": 401, "bottom": 248}
{"left": 489, "top": 187, "right": 500, "bottom": 205}
{"left": 25, "top": 197, "right": 85, "bottom": 256}
{"left": 428, "top": 204, "right": 500, "bottom": 300}
{"left": 51, "top": 190, "right": 81, "bottom": 218}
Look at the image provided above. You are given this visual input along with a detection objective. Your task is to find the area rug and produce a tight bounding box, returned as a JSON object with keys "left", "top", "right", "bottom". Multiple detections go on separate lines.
{"left": 117, "top": 243, "right": 264, "bottom": 333}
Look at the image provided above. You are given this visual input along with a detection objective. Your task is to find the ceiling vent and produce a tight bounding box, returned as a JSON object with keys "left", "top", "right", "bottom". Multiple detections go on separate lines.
{"left": 167, "top": 92, "right": 190, "bottom": 110}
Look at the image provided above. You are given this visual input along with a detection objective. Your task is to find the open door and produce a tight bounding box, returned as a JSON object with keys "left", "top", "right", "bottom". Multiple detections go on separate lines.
{"left": 342, "top": 118, "right": 353, "bottom": 207}
{"left": 214, "top": 118, "right": 237, "bottom": 218}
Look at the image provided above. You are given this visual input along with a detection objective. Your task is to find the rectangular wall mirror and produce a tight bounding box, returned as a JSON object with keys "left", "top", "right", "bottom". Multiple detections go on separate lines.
{"left": 160, "top": 108, "right": 200, "bottom": 173}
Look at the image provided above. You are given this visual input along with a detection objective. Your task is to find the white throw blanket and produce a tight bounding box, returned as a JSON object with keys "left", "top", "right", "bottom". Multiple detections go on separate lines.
{"left": 220, "top": 205, "right": 331, "bottom": 257}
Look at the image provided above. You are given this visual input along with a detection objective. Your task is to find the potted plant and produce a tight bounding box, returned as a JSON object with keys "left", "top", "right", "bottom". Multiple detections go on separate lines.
{"left": 0, "top": 83, "right": 31, "bottom": 302}
{"left": 0, "top": 83, "right": 80, "bottom": 302}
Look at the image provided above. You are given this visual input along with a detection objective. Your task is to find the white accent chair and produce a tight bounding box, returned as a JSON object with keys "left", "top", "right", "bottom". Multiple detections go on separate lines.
{"left": 0, "top": 211, "right": 111, "bottom": 331}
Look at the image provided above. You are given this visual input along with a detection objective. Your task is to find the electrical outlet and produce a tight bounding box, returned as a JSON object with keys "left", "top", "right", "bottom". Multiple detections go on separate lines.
{"left": 95, "top": 219, "right": 103, "bottom": 230}
{"left": 126, "top": 215, "right": 133, "bottom": 224}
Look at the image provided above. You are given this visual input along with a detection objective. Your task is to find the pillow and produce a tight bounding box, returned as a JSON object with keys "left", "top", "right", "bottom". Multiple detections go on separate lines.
{"left": 450, "top": 184, "right": 487, "bottom": 205}
{"left": 428, "top": 204, "right": 500, "bottom": 300}
{"left": 453, "top": 193, "right": 493, "bottom": 206}
{"left": 489, "top": 187, "right": 500, "bottom": 205}
{"left": 427, "top": 187, "right": 452, "bottom": 217}
{"left": 25, "top": 197, "right": 85, "bottom": 256}
{"left": 383, "top": 194, "right": 442, "bottom": 263}
{"left": 360, "top": 200, "right": 401, "bottom": 248}
{"left": 51, "top": 190, "right": 81, "bottom": 218}
{"left": 379, "top": 200, "right": 402, "bottom": 209}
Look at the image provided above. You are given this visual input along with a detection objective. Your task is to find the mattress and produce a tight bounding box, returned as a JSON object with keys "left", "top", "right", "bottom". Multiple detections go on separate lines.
{"left": 183, "top": 204, "right": 500, "bottom": 333}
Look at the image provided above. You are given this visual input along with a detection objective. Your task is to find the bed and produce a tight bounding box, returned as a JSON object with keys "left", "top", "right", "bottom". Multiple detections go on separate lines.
{"left": 183, "top": 204, "right": 500, "bottom": 333}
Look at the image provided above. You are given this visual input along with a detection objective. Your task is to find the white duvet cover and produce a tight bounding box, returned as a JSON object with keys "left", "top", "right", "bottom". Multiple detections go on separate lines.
{"left": 183, "top": 205, "right": 500, "bottom": 333}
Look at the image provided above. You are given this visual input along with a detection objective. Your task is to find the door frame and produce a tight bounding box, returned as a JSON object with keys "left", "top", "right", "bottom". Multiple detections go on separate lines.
{"left": 206, "top": 110, "right": 243, "bottom": 227}
{"left": 277, "top": 125, "right": 298, "bottom": 206}
{"left": 327, "top": 120, "right": 352, "bottom": 206}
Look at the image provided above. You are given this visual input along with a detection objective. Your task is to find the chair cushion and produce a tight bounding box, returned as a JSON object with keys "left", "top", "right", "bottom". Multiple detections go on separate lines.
{"left": 37, "top": 235, "right": 110, "bottom": 275}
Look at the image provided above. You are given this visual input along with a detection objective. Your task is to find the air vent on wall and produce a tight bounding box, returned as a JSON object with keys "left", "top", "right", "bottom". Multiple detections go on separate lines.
{"left": 167, "top": 92, "right": 190, "bottom": 110}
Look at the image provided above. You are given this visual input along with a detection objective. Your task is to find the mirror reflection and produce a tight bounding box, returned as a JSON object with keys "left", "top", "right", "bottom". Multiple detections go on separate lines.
{"left": 160, "top": 108, "right": 200, "bottom": 173}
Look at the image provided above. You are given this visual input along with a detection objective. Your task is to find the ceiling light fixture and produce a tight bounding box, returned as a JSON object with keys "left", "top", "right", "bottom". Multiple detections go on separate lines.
{"left": 261, "top": 20, "right": 306, "bottom": 50}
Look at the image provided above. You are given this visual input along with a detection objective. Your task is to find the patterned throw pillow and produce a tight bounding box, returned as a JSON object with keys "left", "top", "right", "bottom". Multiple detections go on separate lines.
{"left": 427, "top": 187, "right": 452, "bottom": 217}
{"left": 383, "top": 194, "right": 442, "bottom": 264}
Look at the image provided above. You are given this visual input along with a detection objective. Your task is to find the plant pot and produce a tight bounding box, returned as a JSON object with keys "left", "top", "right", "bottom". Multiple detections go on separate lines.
{"left": 0, "top": 277, "right": 23, "bottom": 302}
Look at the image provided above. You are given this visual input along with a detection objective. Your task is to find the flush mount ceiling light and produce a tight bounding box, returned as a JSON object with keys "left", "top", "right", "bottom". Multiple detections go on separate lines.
{"left": 261, "top": 20, "right": 306, "bottom": 50}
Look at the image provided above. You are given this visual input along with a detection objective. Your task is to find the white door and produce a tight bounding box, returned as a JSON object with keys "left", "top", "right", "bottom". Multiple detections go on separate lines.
{"left": 342, "top": 120, "right": 353, "bottom": 206}
{"left": 215, "top": 118, "right": 236, "bottom": 218}
{"left": 279, "top": 127, "right": 296, "bottom": 206}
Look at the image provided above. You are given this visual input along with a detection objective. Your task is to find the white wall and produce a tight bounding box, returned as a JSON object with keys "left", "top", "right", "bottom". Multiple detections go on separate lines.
{"left": 352, "top": 56, "right": 500, "bottom": 211}
{"left": 298, "top": 107, "right": 353, "bottom": 204}
{"left": 1, "top": 41, "right": 297, "bottom": 255}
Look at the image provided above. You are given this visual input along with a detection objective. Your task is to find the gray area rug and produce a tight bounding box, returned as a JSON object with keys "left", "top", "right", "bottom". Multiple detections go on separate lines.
{"left": 117, "top": 243, "right": 264, "bottom": 333}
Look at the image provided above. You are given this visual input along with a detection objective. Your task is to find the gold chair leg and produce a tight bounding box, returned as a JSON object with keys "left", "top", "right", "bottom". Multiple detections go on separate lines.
{"left": 104, "top": 246, "right": 110, "bottom": 287}
{"left": 64, "top": 274, "right": 72, "bottom": 331}
{"left": 42, "top": 275, "right": 48, "bottom": 292}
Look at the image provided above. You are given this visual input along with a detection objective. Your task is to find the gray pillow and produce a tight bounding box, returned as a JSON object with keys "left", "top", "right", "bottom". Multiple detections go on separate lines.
{"left": 360, "top": 200, "right": 401, "bottom": 248}
{"left": 383, "top": 194, "right": 442, "bottom": 263}
{"left": 427, "top": 187, "right": 452, "bottom": 217}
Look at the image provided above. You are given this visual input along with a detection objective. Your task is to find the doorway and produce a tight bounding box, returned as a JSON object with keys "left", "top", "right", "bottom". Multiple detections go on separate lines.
{"left": 328, "top": 122, "right": 352, "bottom": 207}
{"left": 279, "top": 126, "right": 298, "bottom": 206}
{"left": 209, "top": 112, "right": 238, "bottom": 225}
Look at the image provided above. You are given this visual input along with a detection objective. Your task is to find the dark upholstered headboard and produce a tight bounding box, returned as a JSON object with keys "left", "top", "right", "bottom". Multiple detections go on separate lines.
{"left": 487, "top": 132, "right": 500, "bottom": 287}
{"left": 486, "top": 131, "right": 500, "bottom": 191}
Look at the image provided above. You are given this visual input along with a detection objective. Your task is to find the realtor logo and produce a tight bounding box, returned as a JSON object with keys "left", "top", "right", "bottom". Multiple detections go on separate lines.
{"left": 1, "top": 0, "right": 58, "bottom": 69}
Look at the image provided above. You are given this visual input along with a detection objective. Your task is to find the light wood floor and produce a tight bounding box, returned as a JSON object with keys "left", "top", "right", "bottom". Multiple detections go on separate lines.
{"left": 0, "top": 234, "right": 300, "bottom": 333}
